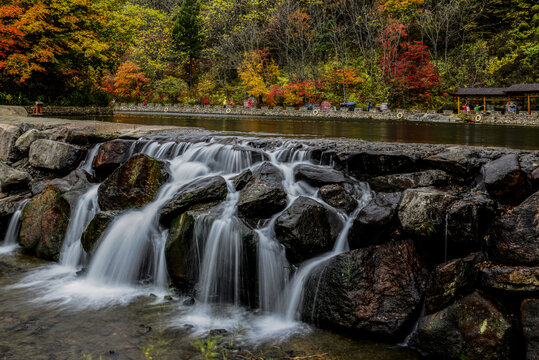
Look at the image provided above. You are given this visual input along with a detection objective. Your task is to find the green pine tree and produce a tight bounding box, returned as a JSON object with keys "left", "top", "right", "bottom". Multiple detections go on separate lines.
{"left": 172, "top": 0, "right": 203, "bottom": 90}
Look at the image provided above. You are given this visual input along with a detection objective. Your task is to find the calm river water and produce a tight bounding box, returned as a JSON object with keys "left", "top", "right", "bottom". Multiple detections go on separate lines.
{"left": 73, "top": 112, "right": 539, "bottom": 150}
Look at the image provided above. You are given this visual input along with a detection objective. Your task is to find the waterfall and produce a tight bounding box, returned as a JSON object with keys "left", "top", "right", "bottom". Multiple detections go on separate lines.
{"left": 85, "top": 142, "right": 255, "bottom": 288}
{"left": 78, "top": 144, "right": 100, "bottom": 176}
{"left": 60, "top": 185, "right": 99, "bottom": 267}
{"left": 282, "top": 183, "right": 371, "bottom": 320}
{"left": 0, "top": 199, "right": 28, "bottom": 254}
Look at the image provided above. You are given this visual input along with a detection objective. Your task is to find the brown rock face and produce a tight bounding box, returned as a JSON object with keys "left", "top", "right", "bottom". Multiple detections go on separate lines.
{"left": 301, "top": 239, "right": 428, "bottom": 340}
{"left": 97, "top": 153, "right": 168, "bottom": 211}
{"left": 487, "top": 191, "right": 539, "bottom": 266}
{"left": 418, "top": 292, "right": 512, "bottom": 360}
{"left": 19, "top": 186, "right": 71, "bottom": 261}
{"left": 92, "top": 140, "right": 134, "bottom": 179}
{"left": 319, "top": 184, "right": 358, "bottom": 214}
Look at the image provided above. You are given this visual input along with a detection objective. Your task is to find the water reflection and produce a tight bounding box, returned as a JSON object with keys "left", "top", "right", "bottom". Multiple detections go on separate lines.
{"left": 67, "top": 112, "right": 539, "bottom": 150}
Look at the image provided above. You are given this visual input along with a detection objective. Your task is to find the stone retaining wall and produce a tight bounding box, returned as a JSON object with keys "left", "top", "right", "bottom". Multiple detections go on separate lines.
{"left": 114, "top": 103, "right": 539, "bottom": 126}
{"left": 24, "top": 106, "right": 113, "bottom": 117}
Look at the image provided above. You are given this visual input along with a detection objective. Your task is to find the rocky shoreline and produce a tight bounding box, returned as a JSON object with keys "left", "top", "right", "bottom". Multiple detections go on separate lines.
{"left": 0, "top": 115, "right": 538, "bottom": 360}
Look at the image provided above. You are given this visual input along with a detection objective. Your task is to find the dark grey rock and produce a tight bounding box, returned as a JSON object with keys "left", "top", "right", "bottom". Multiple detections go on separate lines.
{"left": 483, "top": 154, "right": 528, "bottom": 204}
{"left": 0, "top": 162, "right": 30, "bottom": 192}
{"left": 275, "top": 196, "right": 343, "bottom": 264}
{"left": 0, "top": 124, "right": 22, "bottom": 162}
{"left": 29, "top": 139, "right": 85, "bottom": 172}
{"left": 318, "top": 184, "right": 358, "bottom": 213}
{"left": 294, "top": 164, "right": 347, "bottom": 187}
{"left": 369, "top": 170, "right": 448, "bottom": 192}
{"left": 521, "top": 298, "right": 539, "bottom": 360}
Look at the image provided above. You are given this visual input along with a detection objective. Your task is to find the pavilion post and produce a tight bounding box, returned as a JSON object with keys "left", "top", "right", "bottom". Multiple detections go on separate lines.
{"left": 483, "top": 96, "right": 486, "bottom": 112}
{"left": 528, "top": 94, "right": 531, "bottom": 115}
{"left": 457, "top": 96, "right": 460, "bottom": 114}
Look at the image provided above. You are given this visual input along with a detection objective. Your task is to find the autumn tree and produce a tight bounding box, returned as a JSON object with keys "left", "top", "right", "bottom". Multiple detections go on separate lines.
{"left": 103, "top": 61, "right": 150, "bottom": 102}
{"left": 238, "top": 49, "right": 280, "bottom": 100}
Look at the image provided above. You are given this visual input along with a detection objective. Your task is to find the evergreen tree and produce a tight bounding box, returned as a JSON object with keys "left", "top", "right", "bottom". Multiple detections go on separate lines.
{"left": 172, "top": 0, "right": 203, "bottom": 90}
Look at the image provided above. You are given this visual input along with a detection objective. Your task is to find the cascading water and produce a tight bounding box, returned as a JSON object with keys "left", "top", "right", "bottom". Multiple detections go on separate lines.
{"left": 0, "top": 199, "right": 28, "bottom": 255}
{"left": 78, "top": 144, "right": 100, "bottom": 176}
{"left": 60, "top": 185, "right": 99, "bottom": 267}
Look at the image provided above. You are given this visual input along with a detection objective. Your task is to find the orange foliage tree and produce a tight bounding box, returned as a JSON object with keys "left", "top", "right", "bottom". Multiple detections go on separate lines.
{"left": 103, "top": 61, "right": 150, "bottom": 102}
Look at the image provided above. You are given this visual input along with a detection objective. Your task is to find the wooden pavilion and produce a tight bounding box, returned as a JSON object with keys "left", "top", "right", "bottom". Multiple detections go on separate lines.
{"left": 453, "top": 84, "right": 539, "bottom": 115}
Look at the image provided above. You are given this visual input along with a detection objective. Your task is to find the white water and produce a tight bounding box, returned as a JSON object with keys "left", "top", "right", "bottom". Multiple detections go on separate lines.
{"left": 60, "top": 185, "right": 99, "bottom": 267}
{"left": 78, "top": 144, "right": 100, "bottom": 176}
{"left": 0, "top": 199, "right": 28, "bottom": 255}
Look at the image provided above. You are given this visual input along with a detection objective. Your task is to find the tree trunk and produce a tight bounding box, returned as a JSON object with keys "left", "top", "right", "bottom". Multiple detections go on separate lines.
{"left": 188, "top": 56, "right": 193, "bottom": 90}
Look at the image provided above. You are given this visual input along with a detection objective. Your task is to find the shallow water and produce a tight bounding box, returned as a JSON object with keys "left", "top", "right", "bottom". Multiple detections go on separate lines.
{"left": 0, "top": 252, "right": 421, "bottom": 360}
{"left": 66, "top": 112, "right": 539, "bottom": 150}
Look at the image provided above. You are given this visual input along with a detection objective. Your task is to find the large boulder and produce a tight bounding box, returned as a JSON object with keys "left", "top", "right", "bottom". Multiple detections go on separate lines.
{"left": 98, "top": 153, "right": 168, "bottom": 211}
{"left": 0, "top": 124, "right": 22, "bottom": 162}
{"left": 80, "top": 211, "right": 120, "bottom": 255}
{"left": 0, "top": 194, "right": 29, "bottom": 236}
{"left": 487, "top": 191, "right": 539, "bottom": 266}
{"left": 483, "top": 154, "right": 528, "bottom": 204}
{"left": 302, "top": 239, "right": 428, "bottom": 339}
{"left": 294, "top": 164, "right": 347, "bottom": 187}
{"left": 29, "top": 139, "right": 85, "bottom": 172}
{"left": 275, "top": 196, "right": 343, "bottom": 264}
{"left": 47, "top": 169, "right": 94, "bottom": 207}
{"left": 160, "top": 176, "right": 227, "bottom": 224}
{"left": 521, "top": 298, "right": 539, "bottom": 360}
{"left": 417, "top": 292, "right": 512, "bottom": 360}
{"left": 318, "top": 184, "right": 358, "bottom": 214}
{"left": 14, "top": 129, "right": 47, "bottom": 155}
{"left": 398, "top": 187, "right": 456, "bottom": 238}
{"left": 19, "top": 186, "right": 71, "bottom": 261}
{"left": 425, "top": 147, "right": 483, "bottom": 179}
{"left": 369, "top": 170, "right": 448, "bottom": 192}
{"left": 165, "top": 204, "right": 258, "bottom": 306}
{"left": 445, "top": 193, "right": 496, "bottom": 259}
{"left": 425, "top": 253, "right": 485, "bottom": 314}
{"left": 480, "top": 264, "right": 539, "bottom": 292}
{"left": 348, "top": 192, "right": 401, "bottom": 249}
{"left": 531, "top": 167, "right": 539, "bottom": 191}
{"left": 237, "top": 162, "right": 287, "bottom": 225}
{"left": 341, "top": 151, "right": 418, "bottom": 177}
{"left": 0, "top": 162, "right": 30, "bottom": 192}
{"left": 91, "top": 139, "right": 134, "bottom": 179}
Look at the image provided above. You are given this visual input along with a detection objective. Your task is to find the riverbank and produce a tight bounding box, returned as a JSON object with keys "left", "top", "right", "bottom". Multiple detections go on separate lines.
{"left": 5, "top": 104, "right": 539, "bottom": 127}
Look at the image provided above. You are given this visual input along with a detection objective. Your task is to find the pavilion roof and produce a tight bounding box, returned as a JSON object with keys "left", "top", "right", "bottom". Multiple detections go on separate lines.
{"left": 505, "top": 83, "right": 539, "bottom": 93}
{"left": 453, "top": 84, "right": 539, "bottom": 97}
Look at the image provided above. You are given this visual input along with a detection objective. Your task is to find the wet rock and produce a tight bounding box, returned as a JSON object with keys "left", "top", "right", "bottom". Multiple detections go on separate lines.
{"left": 521, "top": 298, "right": 539, "bottom": 360}
{"left": 319, "top": 184, "right": 358, "bottom": 213}
{"left": 80, "top": 211, "right": 120, "bottom": 255}
{"left": 0, "top": 194, "right": 29, "bottom": 235}
{"left": 417, "top": 292, "right": 512, "bottom": 360}
{"left": 483, "top": 154, "right": 528, "bottom": 204}
{"left": 480, "top": 265, "right": 539, "bottom": 292}
{"left": 160, "top": 176, "right": 227, "bottom": 224}
{"left": 532, "top": 167, "right": 539, "bottom": 191}
{"left": 98, "top": 153, "right": 168, "bottom": 211}
{"left": 19, "top": 186, "right": 71, "bottom": 261}
{"left": 294, "top": 164, "right": 347, "bottom": 187}
{"left": 425, "top": 253, "right": 485, "bottom": 314}
{"left": 348, "top": 192, "right": 401, "bottom": 249}
{"left": 398, "top": 187, "right": 456, "bottom": 238}
{"left": 232, "top": 169, "right": 252, "bottom": 191}
{"left": 183, "top": 297, "right": 195, "bottom": 306}
{"left": 29, "top": 139, "right": 85, "bottom": 173}
{"left": 275, "top": 196, "right": 343, "bottom": 264}
{"left": 445, "top": 193, "right": 496, "bottom": 259}
{"left": 302, "top": 239, "right": 428, "bottom": 339}
{"left": 369, "top": 170, "right": 448, "bottom": 192}
{"left": 487, "top": 191, "right": 539, "bottom": 266}
{"left": 14, "top": 129, "right": 47, "bottom": 155}
{"left": 0, "top": 124, "right": 22, "bottom": 162}
{"left": 425, "top": 147, "right": 483, "bottom": 179}
{"left": 91, "top": 139, "right": 134, "bottom": 179}
{"left": 48, "top": 169, "right": 94, "bottom": 208}
{"left": 0, "top": 162, "right": 30, "bottom": 192}
{"left": 237, "top": 162, "right": 287, "bottom": 225}
{"left": 341, "top": 151, "right": 418, "bottom": 177}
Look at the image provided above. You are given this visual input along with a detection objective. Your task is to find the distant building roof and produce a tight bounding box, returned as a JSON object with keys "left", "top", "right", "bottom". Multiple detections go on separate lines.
{"left": 453, "top": 88, "right": 507, "bottom": 96}
{"left": 453, "top": 84, "right": 539, "bottom": 96}
{"left": 505, "top": 83, "right": 539, "bottom": 93}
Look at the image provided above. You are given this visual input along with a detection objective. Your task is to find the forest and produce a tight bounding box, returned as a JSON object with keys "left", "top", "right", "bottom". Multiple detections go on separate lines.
{"left": 0, "top": 0, "right": 537, "bottom": 110}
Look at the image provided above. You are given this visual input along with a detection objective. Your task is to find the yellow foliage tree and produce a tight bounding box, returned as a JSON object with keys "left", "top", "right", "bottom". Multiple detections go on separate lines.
{"left": 237, "top": 49, "right": 280, "bottom": 99}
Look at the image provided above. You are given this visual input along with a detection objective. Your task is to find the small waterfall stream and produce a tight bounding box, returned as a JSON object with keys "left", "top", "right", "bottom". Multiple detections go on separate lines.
{"left": 0, "top": 199, "right": 28, "bottom": 254}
